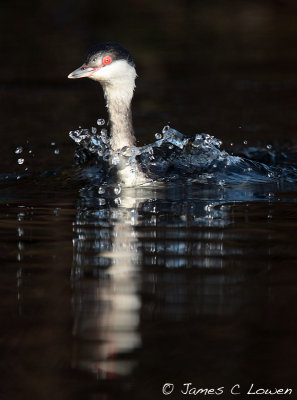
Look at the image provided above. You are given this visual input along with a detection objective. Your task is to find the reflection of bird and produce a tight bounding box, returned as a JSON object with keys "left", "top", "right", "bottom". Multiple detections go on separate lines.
{"left": 68, "top": 42, "right": 137, "bottom": 153}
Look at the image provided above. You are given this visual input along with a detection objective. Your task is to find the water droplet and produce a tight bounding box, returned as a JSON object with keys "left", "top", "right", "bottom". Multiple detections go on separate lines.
{"left": 243, "top": 140, "right": 248, "bottom": 145}
{"left": 98, "top": 186, "right": 105, "bottom": 194}
{"left": 15, "top": 146, "right": 23, "bottom": 154}
{"left": 54, "top": 149, "right": 60, "bottom": 155}
{"left": 91, "top": 137, "right": 100, "bottom": 146}
{"left": 17, "top": 227, "right": 24, "bottom": 237}
{"left": 266, "top": 144, "right": 272, "bottom": 150}
{"left": 162, "top": 125, "right": 170, "bottom": 134}
{"left": 97, "top": 118, "right": 105, "bottom": 126}
{"left": 230, "top": 142, "right": 234, "bottom": 147}
{"left": 114, "top": 185, "right": 122, "bottom": 195}
{"left": 91, "top": 127, "right": 97, "bottom": 134}
{"left": 51, "top": 142, "right": 55, "bottom": 146}
{"left": 114, "top": 197, "right": 121, "bottom": 205}
{"left": 17, "top": 158, "right": 24, "bottom": 165}
{"left": 155, "top": 133, "right": 162, "bottom": 140}
{"left": 99, "top": 198, "right": 106, "bottom": 206}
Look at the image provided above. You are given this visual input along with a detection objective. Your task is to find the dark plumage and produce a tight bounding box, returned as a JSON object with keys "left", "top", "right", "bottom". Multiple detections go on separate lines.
{"left": 84, "top": 42, "right": 135, "bottom": 67}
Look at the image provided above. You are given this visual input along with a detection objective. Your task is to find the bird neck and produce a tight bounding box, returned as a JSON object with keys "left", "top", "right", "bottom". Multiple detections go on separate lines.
{"left": 103, "top": 81, "right": 136, "bottom": 152}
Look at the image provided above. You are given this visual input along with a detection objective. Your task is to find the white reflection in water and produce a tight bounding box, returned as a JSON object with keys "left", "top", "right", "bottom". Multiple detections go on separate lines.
{"left": 70, "top": 184, "right": 276, "bottom": 378}
{"left": 71, "top": 197, "right": 142, "bottom": 378}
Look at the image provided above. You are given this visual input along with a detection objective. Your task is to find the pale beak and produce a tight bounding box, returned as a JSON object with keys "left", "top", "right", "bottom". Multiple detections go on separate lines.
{"left": 68, "top": 64, "right": 95, "bottom": 79}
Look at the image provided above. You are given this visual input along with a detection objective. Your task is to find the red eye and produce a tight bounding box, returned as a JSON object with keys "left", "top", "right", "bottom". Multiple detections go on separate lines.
{"left": 103, "top": 56, "right": 112, "bottom": 65}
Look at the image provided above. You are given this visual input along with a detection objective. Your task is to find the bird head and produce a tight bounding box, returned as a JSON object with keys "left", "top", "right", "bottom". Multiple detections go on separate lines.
{"left": 68, "top": 42, "right": 136, "bottom": 86}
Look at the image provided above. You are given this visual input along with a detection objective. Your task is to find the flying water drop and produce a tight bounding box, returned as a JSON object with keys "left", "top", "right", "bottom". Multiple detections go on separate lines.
{"left": 15, "top": 147, "right": 23, "bottom": 154}
{"left": 114, "top": 185, "right": 122, "bottom": 195}
{"left": 97, "top": 118, "right": 105, "bottom": 126}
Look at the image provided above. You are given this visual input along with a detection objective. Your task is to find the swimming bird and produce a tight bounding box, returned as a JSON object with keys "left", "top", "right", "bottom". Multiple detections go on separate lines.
{"left": 68, "top": 42, "right": 137, "bottom": 153}
{"left": 68, "top": 42, "right": 151, "bottom": 186}
{"left": 67, "top": 43, "right": 230, "bottom": 187}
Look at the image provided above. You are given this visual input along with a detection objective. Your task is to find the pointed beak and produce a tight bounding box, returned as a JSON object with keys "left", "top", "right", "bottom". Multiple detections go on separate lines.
{"left": 67, "top": 64, "right": 95, "bottom": 79}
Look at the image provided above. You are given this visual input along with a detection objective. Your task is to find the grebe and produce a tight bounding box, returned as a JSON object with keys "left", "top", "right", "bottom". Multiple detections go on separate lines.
{"left": 68, "top": 43, "right": 137, "bottom": 152}
{"left": 68, "top": 42, "right": 150, "bottom": 186}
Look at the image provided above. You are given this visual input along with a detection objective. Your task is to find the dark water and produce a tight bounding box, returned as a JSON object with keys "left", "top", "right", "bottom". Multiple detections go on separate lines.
{"left": 1, "top": 1, "right": 297, "bottom": 399}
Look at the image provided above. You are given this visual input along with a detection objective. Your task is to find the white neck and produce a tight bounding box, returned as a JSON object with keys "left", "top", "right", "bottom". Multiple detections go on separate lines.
{"left": 92, "top": 61, "right": 149, "bottom": 185}
{"left": 103, "top": 82, "right": 149, "bottom": 186}
{"left": 101, "top": 67, "right": 137, "bottom": 152}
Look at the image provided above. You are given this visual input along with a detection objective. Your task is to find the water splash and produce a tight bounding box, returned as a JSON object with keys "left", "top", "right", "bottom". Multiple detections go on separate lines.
{"left": 69, "top": 122, "right": 297, "bottom": 186}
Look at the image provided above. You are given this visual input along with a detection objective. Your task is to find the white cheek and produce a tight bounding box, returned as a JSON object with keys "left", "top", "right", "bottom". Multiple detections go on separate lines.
{"left": 89, "top": 61, "right": 136, "bottom": 84}
{"left": 90, "top": 67, "right": 110, "bottom": 82}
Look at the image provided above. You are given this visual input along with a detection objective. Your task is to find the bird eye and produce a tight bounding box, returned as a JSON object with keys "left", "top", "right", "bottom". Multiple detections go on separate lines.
{"left": 92, "top": 57, "right": 97, "bottom": 62}
{"left": 103, "top": 56, "right": 112, "bottom": 65}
